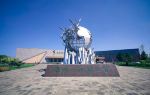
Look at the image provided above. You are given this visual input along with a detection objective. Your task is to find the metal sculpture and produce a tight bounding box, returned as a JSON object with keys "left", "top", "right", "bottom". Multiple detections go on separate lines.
{"left": 61, "top": 19, "right": 95, "bottom": 64}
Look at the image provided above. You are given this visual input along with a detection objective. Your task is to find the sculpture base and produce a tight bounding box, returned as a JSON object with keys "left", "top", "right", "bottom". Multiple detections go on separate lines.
{"left": 44, "top": 64, "right": 120, "bottom": 77}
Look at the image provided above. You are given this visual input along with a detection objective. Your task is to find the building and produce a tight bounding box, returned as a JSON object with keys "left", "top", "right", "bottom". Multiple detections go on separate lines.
{"left": 95, "top": 56, "right": 105, "bottom": 63}
{"left": 16, "top": 48, "right": 64, "bottom": 64}
{"left": 95, "top": 48, "right": 140, "bottom": 62}
{"left": 16, "top": 48, "right": 140, "bottom": 64}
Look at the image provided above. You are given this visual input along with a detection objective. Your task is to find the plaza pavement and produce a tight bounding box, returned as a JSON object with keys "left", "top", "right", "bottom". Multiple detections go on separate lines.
{"left": 0, "top": 64, "right": 150, "bottom": 95}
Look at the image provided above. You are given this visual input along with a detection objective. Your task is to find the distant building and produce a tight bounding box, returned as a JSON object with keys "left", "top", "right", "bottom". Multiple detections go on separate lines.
{"left": 95, "top": 56, "right": 105, "bottom": 63}
{"left": 16, "top": 48, "right": 140, "bottom": 64}
{"left": 16, "top": 48, "right": 64, "bottom": 64}
{"left": 95, "top": 48, "right": 140, "bottom": 62}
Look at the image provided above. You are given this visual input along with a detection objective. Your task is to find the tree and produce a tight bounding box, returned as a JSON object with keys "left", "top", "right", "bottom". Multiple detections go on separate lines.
{"left": 9, "top": 58, "right": 22, "bottom": 67}
{"left": 116, "top": 53, "right": 132, "bottom": 66}
{"left": 0, "top": 55, "right": 8, "bottom": 63}
{"left": 122, "top": 53, "right": 132, "bottom": 66}
{"left": 117, "top": 53, "right": 123, "bottom": 62}
{"left": 140, "top": 51, "right": 147, "bottom": 60}
{"left": 0, "top": 55, "right": 23, "bottom": 67}
{"left": 0, "top": 55, "right": 8, "bottom": 59}
{"left": 139, "top": 44, "right": 144, "bottom": 54}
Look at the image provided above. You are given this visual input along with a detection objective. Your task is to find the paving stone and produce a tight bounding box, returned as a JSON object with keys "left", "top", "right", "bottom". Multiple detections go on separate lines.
{"left": 0, "top": 64, "right": 150, "bottom": 95}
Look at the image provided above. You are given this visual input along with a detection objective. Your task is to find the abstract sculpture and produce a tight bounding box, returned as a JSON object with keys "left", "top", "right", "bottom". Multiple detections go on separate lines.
{"left": 61, "top": 19, "right": 95, "bottom": 64}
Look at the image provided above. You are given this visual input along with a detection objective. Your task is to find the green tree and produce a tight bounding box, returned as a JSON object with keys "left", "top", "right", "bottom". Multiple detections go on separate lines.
{"left": 0, "top": 55, "right": 8, "bottom": 59}
{"left": 117, "top": 53, "right": 123, "bottom": 62}
{"left": 0, "top": 55, "right": 23, "bottom": 67}
{"left": 140, "top": 51, "right": 147, "bottom": 60}
{"left": 122, "top": 53, "right": 132, "bottom": 66}
{"left": 116, "top": 53, "right": 132, "bottom": 66}
{"left": 9, "top": 58, "right": 22, "bottom": 67}
{"left": 0, "top": 55, "right": 9, "bottom": 64}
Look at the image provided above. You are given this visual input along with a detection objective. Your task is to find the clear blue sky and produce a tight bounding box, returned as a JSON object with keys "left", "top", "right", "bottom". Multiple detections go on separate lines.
{"left": 0, "top": 0, "right": 150, "bottom": 57}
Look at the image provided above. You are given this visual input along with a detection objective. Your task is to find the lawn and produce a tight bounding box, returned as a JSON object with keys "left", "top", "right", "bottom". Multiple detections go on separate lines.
{"left": 115, "top": 62, "right": 150, "bottom": 69}
{"left": 9, "top": 64, "right": 35, "bottom": 70}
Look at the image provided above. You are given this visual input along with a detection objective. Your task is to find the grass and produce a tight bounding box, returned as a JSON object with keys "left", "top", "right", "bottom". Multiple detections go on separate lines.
{"left": 115, "top": 62, "right": 150, "bottom": 69}
{"left": 0, "top": 64, "right": 35, "bottom": 71}
{"left": 10, "top": 64, "right": 35, "bottom": 70}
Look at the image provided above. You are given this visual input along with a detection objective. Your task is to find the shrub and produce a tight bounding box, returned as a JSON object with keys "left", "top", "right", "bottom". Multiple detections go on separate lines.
{"left": 116, "top": 53, "right": 132, "bottom": 66}
{"left": 0, "top": 55, "right": 25, "bottom": 68}
{"left": 0, "top": 64, "right": 10, "bottom": 72}
{"left": 115, "top": 62, "right": 126, "bottom": 66}
{"left": 9, "top": 59, "right": 23, "bottom": 68}
{"left": 146, "top": 58, "right": 150, "bottom": 64}
{"left": 0, "top": 55, "right": 35, "bottom": 71}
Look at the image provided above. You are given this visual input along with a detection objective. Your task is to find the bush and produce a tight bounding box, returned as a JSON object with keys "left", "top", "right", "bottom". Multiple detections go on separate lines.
{"left": 146, "top": 58, "right": 150, "bottom": 64}
{"left": 140, "top": 58, "right": 150, "bottom": 65}
{"left": 0, "top": 55, "right": 35, "bottom": 71}
{"left": 116, "top": 53, "right": 132, "bottom": 66}
{"left": 115, "top": 59, "right": 150, "bottom": 69}
{"left": 115, "top": 51, "right": 150, "bottom": 69}
{"left": 115, "top": 62, "right": 126, "bottom": 66}
{"left": 0, "top": 66, "right": 10, "bottom": 72}
{"left": 0, "top": 55, "right": 24, "bottom": 67}
{"left": 9, "top": 58, "right": 23, "bottom": 67}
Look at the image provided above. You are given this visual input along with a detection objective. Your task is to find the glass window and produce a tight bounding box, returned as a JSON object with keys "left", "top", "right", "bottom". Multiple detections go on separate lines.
{"left": 54, "top": 58, "right": 57, "bottom": 62}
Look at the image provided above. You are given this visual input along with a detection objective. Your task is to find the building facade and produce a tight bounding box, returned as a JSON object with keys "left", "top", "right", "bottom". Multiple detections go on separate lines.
{"left": 95, "top": 48, "right": 140, "bottom": 62}
{"left": 16, "top": 48, "right": 140, "bottom": 64}
{"left": 16, "top": 48, "right": 64, "bottom": 64}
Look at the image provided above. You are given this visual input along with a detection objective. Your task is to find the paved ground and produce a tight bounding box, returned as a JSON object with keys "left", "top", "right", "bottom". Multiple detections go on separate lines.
{"left": 0, "top": 64, "right": 150, "bottom": 95}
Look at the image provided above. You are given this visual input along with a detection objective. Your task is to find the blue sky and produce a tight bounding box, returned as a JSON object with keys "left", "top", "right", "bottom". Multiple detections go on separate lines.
{"left": 0, "top": 0, "right": 150, "bottom": 57}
